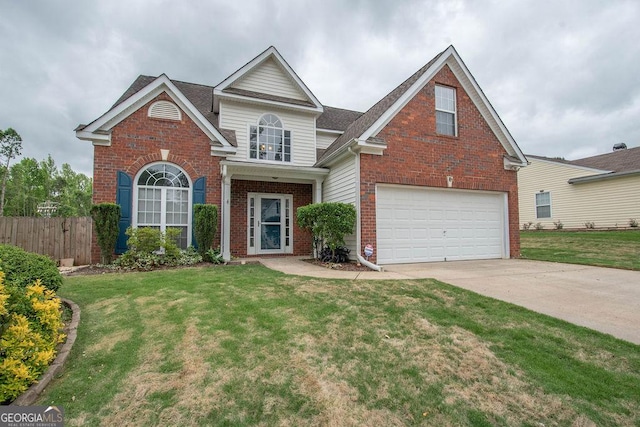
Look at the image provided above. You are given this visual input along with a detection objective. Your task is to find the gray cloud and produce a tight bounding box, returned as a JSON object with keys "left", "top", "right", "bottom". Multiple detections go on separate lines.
{"left": 1, "top": 0, "right": 639, "bottom": 177}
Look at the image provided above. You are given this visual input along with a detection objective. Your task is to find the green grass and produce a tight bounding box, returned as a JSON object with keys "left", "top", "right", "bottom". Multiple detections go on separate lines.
{"left": 41, "top": 266, "right": 640, "bottom": 426}
{"left": 521, "top": 230, "right": 640, "bottom": 270}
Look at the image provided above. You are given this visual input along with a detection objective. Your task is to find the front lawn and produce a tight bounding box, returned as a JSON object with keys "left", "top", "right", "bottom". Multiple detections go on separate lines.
{"left": 41, "top": 266, "right": 639, "bottom": 426}
{"left": 521, "top": 230, "right": 640, "bottom": 270}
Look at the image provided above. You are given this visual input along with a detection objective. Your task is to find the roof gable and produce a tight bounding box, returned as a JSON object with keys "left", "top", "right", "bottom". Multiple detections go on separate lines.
{"left": 318, "top": 46, "right": 527, "bottom": 167}
{"left": 76, "top": 75, "right": 235, "bottom": 153}
{"left": 214, "top": 46, "right": 323, "bottom": 113}
{"left": 230, "top": 56, "right": 308, "bottom": 101}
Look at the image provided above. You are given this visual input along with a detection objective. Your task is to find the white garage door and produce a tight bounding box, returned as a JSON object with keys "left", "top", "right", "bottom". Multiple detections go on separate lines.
{"left": 376, "top": 185, "right": 507, "bottom": 264}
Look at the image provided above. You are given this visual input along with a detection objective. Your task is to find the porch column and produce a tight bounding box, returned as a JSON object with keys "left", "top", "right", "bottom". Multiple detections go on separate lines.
{"left": 313, "top": 178, "right": 323, "bottom": 203}
{"left": 222, "top": 169, "right": 232, "bottom": 261}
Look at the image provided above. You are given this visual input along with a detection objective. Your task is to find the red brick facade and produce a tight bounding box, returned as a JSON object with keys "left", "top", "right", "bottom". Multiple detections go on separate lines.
{"left": 359, "top": 65, "right": 520, "bottom": 263}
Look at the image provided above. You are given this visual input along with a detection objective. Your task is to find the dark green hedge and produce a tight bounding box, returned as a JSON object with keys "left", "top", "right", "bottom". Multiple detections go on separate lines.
{"left": 0, "top": 244, "right": 62, "bottom": 292}
{"left": 194, "top": 204, "right": 218, "bottom": 257}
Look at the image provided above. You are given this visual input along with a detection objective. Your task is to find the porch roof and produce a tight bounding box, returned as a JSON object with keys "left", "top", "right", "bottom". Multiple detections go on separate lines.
{"left": 220, "top": 160, "right": 329, "bottom": 184}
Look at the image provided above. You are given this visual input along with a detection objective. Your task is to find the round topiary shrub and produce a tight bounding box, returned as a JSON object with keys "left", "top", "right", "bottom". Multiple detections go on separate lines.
{"left": 0, "top": 245, "right": 62, "bottom": 292}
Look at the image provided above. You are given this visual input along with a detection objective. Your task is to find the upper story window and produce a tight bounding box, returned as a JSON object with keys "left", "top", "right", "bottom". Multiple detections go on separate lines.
{"left": 249, "top": 114, "right": 291, "bottom": 162}
{"left": 435, "top": 85, "right": 457, "bottom": 136}
{"left": 535, "top": 191, "right": 551, "bottom": 219}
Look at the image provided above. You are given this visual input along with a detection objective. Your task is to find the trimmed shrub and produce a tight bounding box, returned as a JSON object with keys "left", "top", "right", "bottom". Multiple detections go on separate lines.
{"left": 114, "top": 227, "right": 198, "bottom": 270}
{"left": 0, "top": 273, "right": 65, "bottom": 403}
{"left": 0, "top": 245, "right": 62, "bottom": 292}
{"left": 297, "top": 202, "right": 356, "bottom": 260}
{"left": 90, "top": 203, "right": 121, "bottom": 264}
{"left": 194, "top": 204, "right": 218, "bottom": 257}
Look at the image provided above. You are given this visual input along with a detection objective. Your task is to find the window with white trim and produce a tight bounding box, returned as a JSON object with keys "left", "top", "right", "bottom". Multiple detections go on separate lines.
{"left": 249, "top": 114, "right": 291, "bottom": 162}
{"left": 135, "top": 163, "right": 191, "bottom": 249}
{"left": 435, "top": 85, "right": 457, "bottom": 136}
{"left": 535, "top": 192, "right": 551, "bottom": 219}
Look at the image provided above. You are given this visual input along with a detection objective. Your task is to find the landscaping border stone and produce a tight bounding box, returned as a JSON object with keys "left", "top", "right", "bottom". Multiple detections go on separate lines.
{"left": 11, "top": 298, "right": 80, "bottom": 406}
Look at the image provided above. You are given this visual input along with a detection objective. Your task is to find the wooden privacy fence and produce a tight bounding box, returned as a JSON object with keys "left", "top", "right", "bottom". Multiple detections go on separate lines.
{"left": 0, "top": 217, "right": 93, "bottom": 265}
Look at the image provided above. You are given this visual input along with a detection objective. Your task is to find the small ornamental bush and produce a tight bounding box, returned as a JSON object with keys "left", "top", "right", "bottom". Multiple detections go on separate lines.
{"left": 90, "top": 203, "right": 121, "bottom": 264}
{"left": 0, "top": 272, "right": 65, "bottom": 403}
{"left": 194, "top": 204, "right": 218, "bottom": 257}
{"left": 114, "top": 227, "right": 200, "bottom": 270}
{"left": 553, "top": 220, "right": 564, "bottom": 230}
{"left": 585, "top": 221, "right": 596, "bottom": 229}
{"left": 534, "top": 222, "right": 544, "bottom": 231}
{"left": 297, "top": 202, "right": 356, "bottom": 261}
{"left": 522, "top": 222, "right": 533, "bottom": 230}
{"left": 629, "top": 218, "right": 638, "bottom": 228}
{"left": 0, "top": 245, "right": 62, "bottom": 292}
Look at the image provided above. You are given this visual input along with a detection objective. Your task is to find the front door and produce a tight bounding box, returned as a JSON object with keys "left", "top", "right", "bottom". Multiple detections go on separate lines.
{"left": 247, "top": 193, "right": 293, "bottom": 255}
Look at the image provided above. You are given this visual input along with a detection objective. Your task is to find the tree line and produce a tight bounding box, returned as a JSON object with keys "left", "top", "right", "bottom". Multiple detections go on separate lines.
{"left": 1, "top": 128, "right": 92, "bottom": 217}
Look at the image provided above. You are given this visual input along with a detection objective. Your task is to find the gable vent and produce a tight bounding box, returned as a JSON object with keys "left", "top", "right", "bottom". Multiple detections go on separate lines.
{"left": 148, "top": 100, "right": 182, "bottom": 121}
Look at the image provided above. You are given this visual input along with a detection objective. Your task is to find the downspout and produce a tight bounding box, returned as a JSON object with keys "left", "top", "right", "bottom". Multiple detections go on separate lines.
{"left": 348, "top": 146, "right": 382, "bottom": 272}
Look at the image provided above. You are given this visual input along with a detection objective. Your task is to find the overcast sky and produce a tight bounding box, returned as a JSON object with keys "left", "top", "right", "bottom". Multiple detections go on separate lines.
{"left": 1, "top": 0, "right": 639, "bottom": 177}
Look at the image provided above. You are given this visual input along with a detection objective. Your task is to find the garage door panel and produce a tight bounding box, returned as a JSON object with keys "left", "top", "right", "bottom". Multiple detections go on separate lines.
{"left": 377, "top": 186, "right": 506, "bottom": 264}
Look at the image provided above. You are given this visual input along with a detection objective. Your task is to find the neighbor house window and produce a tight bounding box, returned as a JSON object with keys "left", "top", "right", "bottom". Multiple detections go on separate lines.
{"left": 435, "top": 85, "right": 457, "bottom": 136}
{"left": 535, "top": 192, "right": 551, "bottom": 219}
{"left": 135, "top": 163, "right": 191, "bottom": 249}
{"left": 249, "top": 114, "right": 291, "bottom": 162}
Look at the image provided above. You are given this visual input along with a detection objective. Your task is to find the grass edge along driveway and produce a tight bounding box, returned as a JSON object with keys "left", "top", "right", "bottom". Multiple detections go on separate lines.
{"left": 520, "top": 230, "right": 640, "bottom": 270}
{"left": 41, "top": 265, "right": 640, "bottom": 426}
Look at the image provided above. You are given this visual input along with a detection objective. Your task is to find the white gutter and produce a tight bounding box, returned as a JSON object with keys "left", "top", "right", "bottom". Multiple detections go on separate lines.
{"left": 348, "top": 147, "right": 383, "bottom": 272}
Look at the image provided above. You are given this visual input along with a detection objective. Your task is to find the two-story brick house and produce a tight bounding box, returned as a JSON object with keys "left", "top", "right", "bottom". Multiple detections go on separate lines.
{"left": 76, "top": 45, "right": 527, "bottom": 266}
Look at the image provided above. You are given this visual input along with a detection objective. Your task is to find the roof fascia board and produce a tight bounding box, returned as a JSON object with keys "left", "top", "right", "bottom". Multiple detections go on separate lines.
{"left": 79, "top": 75, "right": 234, "bottom": 150}
{"left": 214, "top": 46, "right": 323, "bottom": 110}
{"left": 76, "top": 130, "right": 111, "bottom": 146}
{"left": 444, "top": 51, "right": 526, "bottom": 163}
{"left": 316, "top": 139, "right": 359, "bottom": 167}
{"left": 568, "top": 169, "right": 640, "bottom": 184}
{"left": 217, "top": 92, "right": 323, "bottom": 114}
{"left": 317, "top": 128, "right": 344, "bottom": 135}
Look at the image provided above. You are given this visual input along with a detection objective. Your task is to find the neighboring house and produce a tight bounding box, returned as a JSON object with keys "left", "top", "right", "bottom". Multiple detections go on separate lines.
{"left": 518, "top": 146, "right": 640, "bottom": 229}
{"left": 76, "top": 45, "right": 527, "bottom": 265}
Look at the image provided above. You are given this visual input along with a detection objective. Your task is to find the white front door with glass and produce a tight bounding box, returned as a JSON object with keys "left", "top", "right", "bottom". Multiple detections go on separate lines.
{"left": 135, "top": 163, "right": 191, "bottom": 249}
{"left": 247, "top": 193, "right": 293, "bottom": 255}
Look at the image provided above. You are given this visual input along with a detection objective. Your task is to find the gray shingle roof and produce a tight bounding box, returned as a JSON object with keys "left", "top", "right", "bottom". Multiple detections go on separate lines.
{"left": 571, "top": 146, "right": 640, "bottom": 173}
{"left": 110, "top": 75, "right": 236, "bottom": 147}
{"left": 317, "top": 48, "right": 447, "bottom": 164}
{"left": 317, "top": 106, "right": 363, "bottom": 131}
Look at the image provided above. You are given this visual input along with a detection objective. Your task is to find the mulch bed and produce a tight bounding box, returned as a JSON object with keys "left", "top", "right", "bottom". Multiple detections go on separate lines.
{"left": 303, "top": 258, "right": 372, "bottom": 271}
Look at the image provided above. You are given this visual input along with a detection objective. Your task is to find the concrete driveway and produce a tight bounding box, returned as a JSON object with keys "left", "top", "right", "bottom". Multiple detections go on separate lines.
{"left": 382, "top": 259, "right": 640, "bottom": 345}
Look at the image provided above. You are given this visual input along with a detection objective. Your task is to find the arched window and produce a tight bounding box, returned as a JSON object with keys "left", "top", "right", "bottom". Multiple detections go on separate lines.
{"left": 249, "top": 114, "right": 291, "bottom": 162}
{"left": 134, "top": 163, "right": 191, "bottom": 249}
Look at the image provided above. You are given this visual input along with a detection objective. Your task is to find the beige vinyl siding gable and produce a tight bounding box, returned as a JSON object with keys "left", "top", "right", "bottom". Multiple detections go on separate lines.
{"left": 518, "top": 158, "right": 639, "bottom": 228}
{"left": 220, "top": 100, "right": 317, "bottom": 166}
{"left": 231, "top": 57, "right": 309, "bottom": 101}
{"left": 323, "top": 156, "right": 357, "bottom": 252}
{"left": 316, "top": 131, "right": 339, "bottom": 150}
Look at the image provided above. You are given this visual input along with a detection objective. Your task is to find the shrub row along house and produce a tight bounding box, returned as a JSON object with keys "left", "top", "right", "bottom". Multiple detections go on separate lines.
{"left": 518, "top": 145, "right": 640, "bottom": 229}
{"left": 76, "top": 45, "right": 527, "bottom": 265}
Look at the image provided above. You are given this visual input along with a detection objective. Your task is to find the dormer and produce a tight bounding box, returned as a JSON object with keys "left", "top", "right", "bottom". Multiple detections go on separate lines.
{"left": 213, "top": 46, "right": 323, "bottom": 115}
